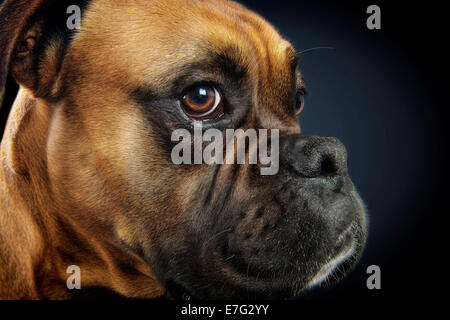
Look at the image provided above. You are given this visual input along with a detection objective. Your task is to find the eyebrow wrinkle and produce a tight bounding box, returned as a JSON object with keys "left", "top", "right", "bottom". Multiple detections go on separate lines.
{"left": 209, "top": 48, "right": 250, "bottom": 83}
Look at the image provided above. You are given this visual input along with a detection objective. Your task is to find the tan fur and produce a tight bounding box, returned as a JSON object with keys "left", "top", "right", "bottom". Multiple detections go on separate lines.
{"left": 0, "top": 0, "right": 302, "bottom": 299}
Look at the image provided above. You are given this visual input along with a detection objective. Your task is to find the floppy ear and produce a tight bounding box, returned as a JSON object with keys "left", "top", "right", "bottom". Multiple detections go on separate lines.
{"left": 0, "top": 0, "right": 46, "bottom": 108}
{"left": 0, "top": 0, "right": 86, "bottom": 109}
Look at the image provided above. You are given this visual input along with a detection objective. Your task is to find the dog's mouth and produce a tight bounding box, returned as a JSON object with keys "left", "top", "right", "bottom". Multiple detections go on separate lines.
{"left": 156, "top": 185, "right": 366, "bottom": 300}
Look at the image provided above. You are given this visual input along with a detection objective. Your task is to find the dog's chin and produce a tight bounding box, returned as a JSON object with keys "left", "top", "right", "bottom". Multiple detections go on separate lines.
{"left": 163, "top": 266, "right": 297, "bottom": 300}
{"left": 164, "top": 276, "right": 296, "bottom": 301}
{"left": 163, "top": 231, "right": 360, "bottom": 300}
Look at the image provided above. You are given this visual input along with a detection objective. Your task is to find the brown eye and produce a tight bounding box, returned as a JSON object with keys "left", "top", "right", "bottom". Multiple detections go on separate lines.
{"left": 295, "top": 90, "right": 305, "bottom": 115}
{"left": 181, "top": 86, "right": 223, "bottom": 120}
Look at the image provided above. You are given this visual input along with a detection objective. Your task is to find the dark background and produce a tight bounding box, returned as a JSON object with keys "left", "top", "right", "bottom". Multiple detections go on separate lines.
{"left": 0, "top": 0, "right": 446, "bottom": 306}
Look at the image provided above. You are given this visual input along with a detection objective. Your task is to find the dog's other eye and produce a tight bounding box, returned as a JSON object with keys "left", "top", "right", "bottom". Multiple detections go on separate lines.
{"left": 295, "top": 90, "right": 305, "bottom": 115}
{"left": 181, "top": 86, "right": 224, "bottom": 120}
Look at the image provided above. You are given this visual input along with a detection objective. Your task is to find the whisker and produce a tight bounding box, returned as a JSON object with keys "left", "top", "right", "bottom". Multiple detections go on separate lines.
{"left": 223, "top": 255, "right": 235, "bottom": 262}
{"left": 298, "top": 46, "right": 335, "bottom": 54}
{"left": 203, "top": 227, "right": 232, "bottom": 246}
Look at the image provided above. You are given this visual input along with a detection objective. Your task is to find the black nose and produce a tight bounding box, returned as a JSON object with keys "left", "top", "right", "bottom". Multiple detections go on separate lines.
{"left": 281, "top": 135, "right": 347, "bottom": 177}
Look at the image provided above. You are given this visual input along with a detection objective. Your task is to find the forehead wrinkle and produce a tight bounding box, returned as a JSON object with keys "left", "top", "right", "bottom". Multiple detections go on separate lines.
{"left": 224, "top": 6, "right": 296, "bottom": 86}
{"left": 152, "top": 4, "right": 260, "bottom": 89}
{"left": 195, "top": 0, "right": 279, "bottom": 85}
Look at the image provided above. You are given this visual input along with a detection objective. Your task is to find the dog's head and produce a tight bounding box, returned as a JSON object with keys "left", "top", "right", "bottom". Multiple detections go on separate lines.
{"left": 0, "top": 0, "right": 367, "bottom": 299}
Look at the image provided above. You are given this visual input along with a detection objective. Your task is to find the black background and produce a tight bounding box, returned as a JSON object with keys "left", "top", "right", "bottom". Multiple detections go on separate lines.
{"left": 0, "top": 0, "right": 447, "bottom": 308}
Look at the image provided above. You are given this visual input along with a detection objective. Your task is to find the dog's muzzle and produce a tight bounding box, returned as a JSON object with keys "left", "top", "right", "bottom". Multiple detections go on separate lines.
{"left": 157, "top": 134, "right": 367, "bottom": 300}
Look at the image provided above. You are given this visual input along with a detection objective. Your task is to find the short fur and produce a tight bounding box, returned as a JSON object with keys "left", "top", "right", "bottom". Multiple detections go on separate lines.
{"left": 0, "top": 0, "right": 366, "bottom": 299}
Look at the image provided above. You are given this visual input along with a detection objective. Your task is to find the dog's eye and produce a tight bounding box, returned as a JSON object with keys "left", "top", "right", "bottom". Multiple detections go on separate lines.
{"left": 181, "top": 86, "right": 224, "bottom": 120}
{"left": 295, "top": 90, "right": 305, "bottom": 115}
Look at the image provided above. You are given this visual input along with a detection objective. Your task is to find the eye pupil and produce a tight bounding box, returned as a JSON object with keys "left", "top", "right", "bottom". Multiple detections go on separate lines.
{"left": 192, "top": 87, "right": 210, "bottom": 105}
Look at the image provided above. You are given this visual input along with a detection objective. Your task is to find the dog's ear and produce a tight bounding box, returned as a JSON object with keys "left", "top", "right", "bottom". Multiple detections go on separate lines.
{"left": 0, "top": 0, "right": 43, "bottom": 109}
{"left": 0, "top": 0, "right": 86, "bottom": 108}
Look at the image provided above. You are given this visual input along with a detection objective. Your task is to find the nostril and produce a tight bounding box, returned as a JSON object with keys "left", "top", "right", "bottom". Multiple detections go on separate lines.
{"left": 320, "top": 155, "right": 338, "bottom": 176}
{"left": 281, "top": 135, "right": 348, "bottom": 178}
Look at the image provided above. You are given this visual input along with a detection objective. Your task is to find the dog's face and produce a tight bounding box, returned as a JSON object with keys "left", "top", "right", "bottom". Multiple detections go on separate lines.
{"left": 2, "top": 0, "right": 367, "bottom": 299}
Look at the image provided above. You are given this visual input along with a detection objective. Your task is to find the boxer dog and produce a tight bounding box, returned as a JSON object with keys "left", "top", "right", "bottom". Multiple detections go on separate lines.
{"left": 0, "top": 0, "right": 367, "bottom": 299}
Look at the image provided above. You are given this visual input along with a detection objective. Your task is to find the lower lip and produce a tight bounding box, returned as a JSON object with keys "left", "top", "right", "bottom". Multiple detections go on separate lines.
{"left": 334, "top": 226, "right": 355, "bottom": 254}
{"left": 305, "top": 231, "right": 356, "bottom": 289}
